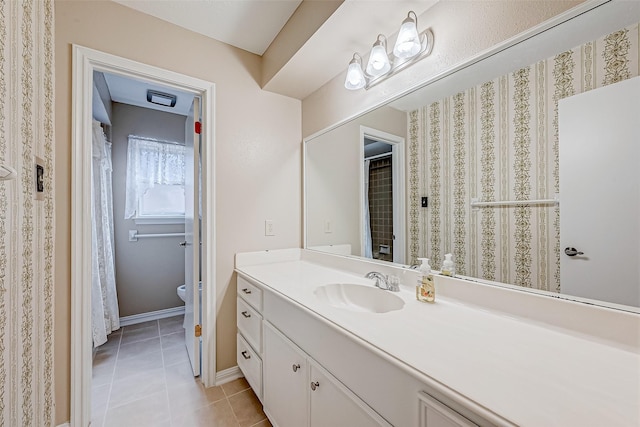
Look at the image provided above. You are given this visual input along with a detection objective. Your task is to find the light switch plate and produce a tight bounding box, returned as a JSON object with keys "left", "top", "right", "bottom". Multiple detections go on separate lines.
{"left": 34, "top": 156, "right": 44, "bottom": 201}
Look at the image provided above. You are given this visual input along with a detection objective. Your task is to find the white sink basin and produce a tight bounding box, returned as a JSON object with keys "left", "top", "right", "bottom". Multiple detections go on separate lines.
{"left": 314, "top": 283, "right": 405, "bottom": 313}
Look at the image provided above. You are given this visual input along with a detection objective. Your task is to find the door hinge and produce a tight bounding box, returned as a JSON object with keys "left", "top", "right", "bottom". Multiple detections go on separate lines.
{"left": 195, "top": 324, "right": 202, "bottom": 337}
{"left": 195, "top": 121, "right": 202, "bottom": 134}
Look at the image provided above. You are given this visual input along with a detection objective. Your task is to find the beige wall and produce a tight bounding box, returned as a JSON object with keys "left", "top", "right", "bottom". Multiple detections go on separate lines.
{"left": 55, "top": 1, "right": 301, "bottom": 424}
{"left": 306, "top": 106, "right": 406, "bottom": 253}
{"left": 110, "top": 103, "right": 187, "bottom": 317}
{"left": 302, "top": 1, "right": 584, "bottom": 138}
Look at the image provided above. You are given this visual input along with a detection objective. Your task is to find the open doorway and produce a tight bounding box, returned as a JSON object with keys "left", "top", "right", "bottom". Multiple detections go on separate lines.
{"left": 71, "top": 45, "right": 216, "bottom": 427}
{"left": 360, "top": 126, "right": 406, "bottom": 264}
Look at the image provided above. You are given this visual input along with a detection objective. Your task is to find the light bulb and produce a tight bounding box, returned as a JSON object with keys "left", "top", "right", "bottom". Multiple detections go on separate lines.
{"left": 365, "top": 35, "right": 391, "bottom": 77}
{"left": 344, "top": 55, "right": 366, "bottom": 90}
{"left": 393, "top": 12, "right": 421, "bottom": 59}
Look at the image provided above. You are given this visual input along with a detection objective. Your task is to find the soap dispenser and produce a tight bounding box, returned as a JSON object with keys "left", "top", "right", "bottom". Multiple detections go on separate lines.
{"left": 416, "top": 258, "right": 435, "bottom": 303}
{"left": 442, "top": 253, "right": 455, "bottom": 277}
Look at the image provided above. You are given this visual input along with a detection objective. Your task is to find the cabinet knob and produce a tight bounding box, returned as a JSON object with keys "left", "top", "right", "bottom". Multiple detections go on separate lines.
{"left": 242, "top": 288, "right": 252, "bottom": 294}
{"left": 310, "top": 381, "right": 319, "bottom": 391}
{"left": 241, "top": 351, "right": 251, "bottom": 360}
{"left": 241, "top": 311, "right": 251, "bottom": 318}
{"left": 292, "top": 364, "right": 300, "bottom": 372}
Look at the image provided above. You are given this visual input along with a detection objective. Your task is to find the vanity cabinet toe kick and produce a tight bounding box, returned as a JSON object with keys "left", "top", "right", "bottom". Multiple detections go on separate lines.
{"left": 236, "top": 272, "right": 498, "bottom": 427}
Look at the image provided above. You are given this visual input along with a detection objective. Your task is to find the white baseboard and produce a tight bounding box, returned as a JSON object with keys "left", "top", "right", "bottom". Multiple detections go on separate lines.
{"left": 56, "top": 423, "right": 70, "bottom": 427}
{"left": 119, "top": 306, "right": 185, "bottom": 327}
{"left": 215, "top": 365, "right": 244, "bottom": 385}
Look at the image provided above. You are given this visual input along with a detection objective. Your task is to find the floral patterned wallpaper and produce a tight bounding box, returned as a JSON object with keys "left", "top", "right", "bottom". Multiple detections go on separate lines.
{"left": 409, "top": 23, "right": 639, "bottom": 292}
{"left": 0, "top": 0, "right": 55, "bottom": 425}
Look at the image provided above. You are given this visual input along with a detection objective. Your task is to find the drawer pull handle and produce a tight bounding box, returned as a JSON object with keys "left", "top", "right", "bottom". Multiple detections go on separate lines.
{"left": 241, "top": 351, "right": 251, "bottom": 360}
{"left": 242, "top": 288, "right": 252, "bottom": 294}
{"left": 241, "top": 311, "right": 251, "bottom": 318}
{"left": 310, "top": 381, "right": 319, "bottom": 391}
{"left": 292, "top": 364, "right": 300, "bottom": 372}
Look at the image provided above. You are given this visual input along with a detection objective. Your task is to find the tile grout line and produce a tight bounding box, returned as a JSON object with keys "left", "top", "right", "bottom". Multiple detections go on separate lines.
{"left": 101, "top": 328, "right": 123, "bottom": 427}
{"left": 157, "top": 320, "right": 175, "bottom": 427}
{"left": 223, "top": 384, "right": 268, "bottom": 427}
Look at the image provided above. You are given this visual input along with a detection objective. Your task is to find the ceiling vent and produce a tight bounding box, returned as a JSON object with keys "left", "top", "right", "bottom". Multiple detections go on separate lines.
{"left": 146, "top": 90, "right": 177, "bottom": 107}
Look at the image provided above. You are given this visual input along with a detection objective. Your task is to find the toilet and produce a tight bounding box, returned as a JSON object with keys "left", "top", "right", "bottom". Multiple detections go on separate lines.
{"left": 177, "top": 281, "right": 203, "bottom": 325}
{"left": 177, "top": 281, "right": 202, "bottom": 303}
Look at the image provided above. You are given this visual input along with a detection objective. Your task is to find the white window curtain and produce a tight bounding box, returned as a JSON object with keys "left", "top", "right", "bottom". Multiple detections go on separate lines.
{"left": 124, "top": 136, "right": 186, "bottom": 219}
{"left": 91, "top": 120, "right": 120, "bottom": 347}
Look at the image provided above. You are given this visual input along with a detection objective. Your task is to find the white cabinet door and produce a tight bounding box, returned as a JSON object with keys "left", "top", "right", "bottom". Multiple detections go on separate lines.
{"left": 263, "top": 322, "right": 309, "bottom": 427}
{"left": 309, "top": 361, "right": 390, "bottom": 427}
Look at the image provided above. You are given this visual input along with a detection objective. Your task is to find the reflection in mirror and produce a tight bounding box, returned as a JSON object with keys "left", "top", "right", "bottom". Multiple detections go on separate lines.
{"left": 304, "top": 3, "right": 640, "bottom": 312}
{"left": 306, "top": 106, "right": 407, "bottom": 261}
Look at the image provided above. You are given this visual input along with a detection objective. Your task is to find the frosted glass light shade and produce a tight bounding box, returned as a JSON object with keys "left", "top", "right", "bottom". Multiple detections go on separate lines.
{"left": 365, "top": 44, "right": 391, "bottom": 77}
{"left": 393, "top": 13, "right": 421, "bottom": 59}
{"left": 344, "top": 56, "right": 366, "bottom": 90}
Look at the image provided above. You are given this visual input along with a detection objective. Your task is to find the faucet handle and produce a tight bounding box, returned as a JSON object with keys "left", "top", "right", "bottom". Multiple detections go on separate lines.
{"left": 387, "top": 275, "right": 401, "bottom": 292}
{"left": 365, "top": 271, "right": 385, "bottom": 288}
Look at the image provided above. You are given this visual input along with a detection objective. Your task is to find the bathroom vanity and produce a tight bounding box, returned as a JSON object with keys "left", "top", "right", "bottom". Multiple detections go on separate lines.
{"left": 235, "top": 248, "right": 639, "bottom": 427}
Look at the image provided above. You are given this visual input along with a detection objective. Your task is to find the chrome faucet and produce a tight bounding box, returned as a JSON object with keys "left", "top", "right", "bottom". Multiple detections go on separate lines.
{"left": 365, "top": 272, "right": 400, "bottom": 292}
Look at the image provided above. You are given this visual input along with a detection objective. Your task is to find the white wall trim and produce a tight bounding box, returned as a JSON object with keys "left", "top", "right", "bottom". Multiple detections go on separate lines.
{"left": 119, "top": 306, "right": 186, "bottom": 327}
{"left": 71, "top": 45, "right": 217, "bottom": 427}
{"left": 56, "top": 423, "right": 71, "bottom": 427}
{"left": 215, "top": 365, "right": 244, "bottom": 385}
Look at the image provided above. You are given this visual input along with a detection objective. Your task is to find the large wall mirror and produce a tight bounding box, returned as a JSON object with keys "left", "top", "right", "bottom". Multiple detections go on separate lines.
{"left": 304, "top": 1, "right": 640, "bottom": 313}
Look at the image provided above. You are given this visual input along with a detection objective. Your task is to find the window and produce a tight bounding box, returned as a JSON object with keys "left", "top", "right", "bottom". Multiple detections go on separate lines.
{"left": 124, "top": 136, "right": 186, "bottom": 223}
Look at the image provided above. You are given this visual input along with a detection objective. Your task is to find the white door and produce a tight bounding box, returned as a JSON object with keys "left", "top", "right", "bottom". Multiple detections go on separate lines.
{"left": 559, "top": 76, "right": 640, "bottom": 307}
{"left": 184, "top": 98, "right": 201, "bottom": 375}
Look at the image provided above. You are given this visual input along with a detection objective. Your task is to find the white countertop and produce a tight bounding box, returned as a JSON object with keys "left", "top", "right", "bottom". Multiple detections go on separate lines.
{"left": 236, "top": 253, "right": 640, "bottom": 427}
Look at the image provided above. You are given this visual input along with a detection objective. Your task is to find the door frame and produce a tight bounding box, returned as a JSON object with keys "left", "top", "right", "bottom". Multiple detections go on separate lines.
{"left": 70, "top": 45, "right": 217, "bottom": 426}
{"left": 359, "top": 126, "right": 406, "bottom": 263}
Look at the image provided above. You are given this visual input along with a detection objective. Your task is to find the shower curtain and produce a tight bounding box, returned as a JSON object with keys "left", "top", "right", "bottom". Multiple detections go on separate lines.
{"left": 363, "top": 159, "right": 373, "bottom": 258}
{"left": 91, "top": 120, "right": 120, "bottom": 347}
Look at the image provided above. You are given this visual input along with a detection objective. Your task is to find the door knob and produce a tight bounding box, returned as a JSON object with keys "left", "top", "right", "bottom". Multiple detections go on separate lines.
{"left": 564, "top": 247, "right": 584, "bottom": 257}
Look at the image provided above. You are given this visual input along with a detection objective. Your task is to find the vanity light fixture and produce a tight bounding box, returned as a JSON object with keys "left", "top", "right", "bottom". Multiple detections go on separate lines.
{"left": 344, "top": 53, "right": 367, "bottom": 90}
{"left": 344, "top": 10, "right": 434, "bottom": 91}
{"left": 393, "top": 11, "right": 422, "bottom": 59}
{"left": 365, "top": 35, "right": 391, "bottom": 77}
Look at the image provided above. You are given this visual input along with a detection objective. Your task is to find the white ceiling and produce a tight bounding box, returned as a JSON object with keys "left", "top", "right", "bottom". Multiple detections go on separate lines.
{"left": 108, "top": 0, "right": 439, "bottom": 100}
{"left": 103, "top": 72, "right": 195, "bottom": 116}
{"left": 111, "top": 0, "right": 303, "bottom": 55}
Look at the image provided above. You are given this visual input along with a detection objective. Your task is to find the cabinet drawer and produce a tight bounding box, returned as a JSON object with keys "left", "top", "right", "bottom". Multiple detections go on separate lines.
{"left": 237, "top": 275, "right": 263, "bottom": 311}
{"left": 237, "top": 297, "right": 263, "bottom": 353}
{"left": 237, "top": 333, "right": 262, "bottom": 402}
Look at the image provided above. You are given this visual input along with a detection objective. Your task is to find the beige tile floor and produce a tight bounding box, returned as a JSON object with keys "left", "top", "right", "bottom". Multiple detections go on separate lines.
{"left": 92, "top": 316, "right": 271, "bottom": 427}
